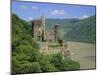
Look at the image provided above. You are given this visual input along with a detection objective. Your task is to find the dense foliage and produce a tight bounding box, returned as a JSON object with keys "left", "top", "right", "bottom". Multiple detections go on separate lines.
{"left": 12, "top": 14, "right": 80, "bottom": 75}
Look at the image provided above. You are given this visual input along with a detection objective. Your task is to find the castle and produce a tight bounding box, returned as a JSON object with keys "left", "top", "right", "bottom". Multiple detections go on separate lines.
{"left": 31, "top": 16, "right": 70, "bottom": 59}
{"left": 32, "top": 16, "right": 60, "bottom": 42}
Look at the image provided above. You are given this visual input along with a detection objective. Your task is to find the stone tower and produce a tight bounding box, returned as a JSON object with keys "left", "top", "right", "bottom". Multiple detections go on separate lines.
{"left": 40, "top": 16, "right": 45, "bottom": 41}
{"left": 32, "top": 20, "right": 40, "bottom": 40}
{"left": 53, "top": 24, "right": 60, "bottom": 41}
{"left": 32, "top": 16, "right": 46, "bottom": 41}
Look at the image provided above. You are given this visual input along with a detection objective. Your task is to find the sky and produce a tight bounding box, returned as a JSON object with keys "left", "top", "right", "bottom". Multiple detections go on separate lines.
{"left": 12, "top": 1, "right": 96, "bottom": 21}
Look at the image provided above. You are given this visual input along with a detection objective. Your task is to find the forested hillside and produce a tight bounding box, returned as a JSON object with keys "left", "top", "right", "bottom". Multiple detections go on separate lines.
{"left": 12, "top": 14, "right": 80, "bottom": 75}
{"left": 64, "top": 16, "right": 96, "bottom": 43}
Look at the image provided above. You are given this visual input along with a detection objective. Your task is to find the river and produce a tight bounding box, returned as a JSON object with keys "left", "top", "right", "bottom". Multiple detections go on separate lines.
{"left": 67, "top": 41, "right": 96, "bottom": 69}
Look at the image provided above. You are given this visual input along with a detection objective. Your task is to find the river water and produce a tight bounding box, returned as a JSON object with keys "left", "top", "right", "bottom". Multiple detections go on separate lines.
{"left": 67, "top": 41, "right": 96, "bottom": 69}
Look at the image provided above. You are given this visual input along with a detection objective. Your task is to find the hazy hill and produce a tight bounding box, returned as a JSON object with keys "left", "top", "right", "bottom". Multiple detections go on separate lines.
{"left": 64, "top": 16, "right": 96, "bottom": 43}
{"left": 45, "top": 18, "right": 79, "bottom": 30}
{"left": 45, "top": 19, "right": 79, "bottom": 38}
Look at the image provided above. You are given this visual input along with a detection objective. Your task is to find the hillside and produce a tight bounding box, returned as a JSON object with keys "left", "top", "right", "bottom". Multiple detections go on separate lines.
{"left": 64, "top": 16, "right": 96, "bottom": 43}
{"left": 12, "top": 14, "right": 80, "bottom": 74}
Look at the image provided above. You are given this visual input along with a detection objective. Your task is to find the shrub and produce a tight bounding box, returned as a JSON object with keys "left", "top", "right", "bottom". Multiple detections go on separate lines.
{"left": 14, "top": 45, "right": 39, "bottom": 61}
{"left": 12, "top": 59, "right": 42, "bottom": 74}
{"left": 38, "top": 54, "right": 58, "bottom": 72}
{"left": 59, "top": 59, "right": 80, "bottom": 71}
{"left": 50, "top": 53, "right": 63, "bottom": 69}
{"left": 50, "top": 53, "right": 80, "bottom": 71}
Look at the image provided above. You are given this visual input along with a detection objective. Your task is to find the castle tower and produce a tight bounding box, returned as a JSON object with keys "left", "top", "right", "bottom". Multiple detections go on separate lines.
{"left": 54, "top": 24, "right": 60, "bottom": 41}
{"left": 32, "top": 16, "right": 46, "bottom": 41}
{"left": 40, "top": 16, "right": 46, "bottom": 41}
{"left": 32, "top": 20, "right": 40, "bottom": 40}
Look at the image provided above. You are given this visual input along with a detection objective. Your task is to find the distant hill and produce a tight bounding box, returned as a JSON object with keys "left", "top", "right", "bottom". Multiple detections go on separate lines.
{"left": 64, "top": 16, "right": 96, "bottom": 43}
{"left": 45, "top": 19, "right": 79, "bottom": 38}
{"left": 45, "top": 18, "right": 79, "bottom": 30}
